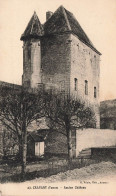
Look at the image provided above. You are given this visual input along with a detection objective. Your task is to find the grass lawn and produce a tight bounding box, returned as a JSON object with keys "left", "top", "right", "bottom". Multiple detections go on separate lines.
{"left": 0, "top": 153, "right": 116, "bottom": 183}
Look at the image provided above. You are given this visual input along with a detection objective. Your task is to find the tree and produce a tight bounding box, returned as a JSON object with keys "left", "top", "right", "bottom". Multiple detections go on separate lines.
{"left": 0, "top": 86, "right": 45, "bottom": 176}
{"left": 2, "top": 128, "right": 19, "bottom": 157}
{"left": 44, "top": 93, "right": 96, "bottom": 161}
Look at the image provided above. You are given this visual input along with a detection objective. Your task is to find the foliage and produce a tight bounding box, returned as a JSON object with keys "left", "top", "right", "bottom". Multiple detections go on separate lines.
{"left": 44, "top": 93, "right": 96, "bottom": 159}
{"left": 0, "top": 87, "right": 44, "bottom": 135}
{"left": 0, "top": 86, "right": 45, "bottom": 175}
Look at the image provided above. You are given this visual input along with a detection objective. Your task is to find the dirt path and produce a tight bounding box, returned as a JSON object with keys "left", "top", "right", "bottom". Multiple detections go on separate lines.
{"left": 28, "top": 161, "right": 116, "bottom": 183}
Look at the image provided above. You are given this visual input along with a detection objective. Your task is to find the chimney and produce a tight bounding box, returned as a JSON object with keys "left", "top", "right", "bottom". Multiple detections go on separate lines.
{"left": 46, "top": 11, "right": 53, "bottom": 21}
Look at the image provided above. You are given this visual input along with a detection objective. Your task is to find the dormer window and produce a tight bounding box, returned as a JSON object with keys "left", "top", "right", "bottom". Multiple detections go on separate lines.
{"left": 85, "top": 80, "right": 88, "bottom": 95}
{"left": 74, "top": 78, "right": 78, "bottom": 91}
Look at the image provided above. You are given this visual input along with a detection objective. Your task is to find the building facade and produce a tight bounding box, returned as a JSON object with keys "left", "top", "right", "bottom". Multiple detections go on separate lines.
{"left": 21, "top": 6, "right": 101, "bottom": 128}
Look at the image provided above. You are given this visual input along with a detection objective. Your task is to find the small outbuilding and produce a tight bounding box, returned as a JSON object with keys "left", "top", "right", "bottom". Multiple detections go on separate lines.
{"left": 27, "top": 129, "right": 68, "bottom": 158}
{"left": 27, "top": 129, "right": 50, "bottom": 157}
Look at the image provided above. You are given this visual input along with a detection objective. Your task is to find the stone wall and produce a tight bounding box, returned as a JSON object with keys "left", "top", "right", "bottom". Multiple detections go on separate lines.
{"left": 22, "top": 39, "right": 41, "bottom": 88}
{"left": 70, "top": 34, "right": 100, "bottom": 128}
{"left": 44, "top": 129, "right": 76, "bottom": 158}
{"left": 41, "top": 33, "right": 71, "bottom": 96}
{"left": 41, "top": 33, "right": 100, "bottom": 127}
{"left": 45, "top": 131, "right": 68, "bottom": 155}
{"left": 76, "top": 128, "right": 116, "bottom": 157}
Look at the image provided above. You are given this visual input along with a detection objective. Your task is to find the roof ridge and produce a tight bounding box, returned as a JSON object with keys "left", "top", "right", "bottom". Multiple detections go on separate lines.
{"left": 43, "top": 5, "right": 70, "bottom": 35}
{"left": 44, "top": 5, "right": 64, "bottom": 25}
{"left": 65, "top": 8, "right": 94, "bottom": 46}
{"left": 61, "top": 6, "right": 71, "bottom": 31}
{"left": 30, "top": 11, "right": 38, "bottom": 34}
{"left": 43, "top": 6, "right": 60, "bottom": 25}
{"left": 64, "top": 8, "right": 101, "bottom": 55}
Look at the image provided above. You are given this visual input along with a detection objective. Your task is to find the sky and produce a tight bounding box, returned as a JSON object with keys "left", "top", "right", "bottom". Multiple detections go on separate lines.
{"left": 0, "top": 0, "right": 116, "bottom": 101}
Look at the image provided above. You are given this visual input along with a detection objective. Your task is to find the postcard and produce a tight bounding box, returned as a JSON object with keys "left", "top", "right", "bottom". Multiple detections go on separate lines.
{"left": 0, "top": 0, "right": 116, "bottom": 196}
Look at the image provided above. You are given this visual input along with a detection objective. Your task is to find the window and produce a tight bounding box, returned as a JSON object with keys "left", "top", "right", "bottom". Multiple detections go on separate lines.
{"left": 85, "top": 80, "right": 88, "bottom": 95}
{"left": 94, "top": 87, "right": 97, "bottom": 98}
{"left": 94, "top": 55, "right": 97, "bottom": 67}
{"left": 74, "top": 78, "right": 78, "bottom": 91}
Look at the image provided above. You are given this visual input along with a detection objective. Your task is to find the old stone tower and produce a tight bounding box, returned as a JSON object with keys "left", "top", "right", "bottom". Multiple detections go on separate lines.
{"left": 21, "top": 6, "right": 101, "bottom": 128}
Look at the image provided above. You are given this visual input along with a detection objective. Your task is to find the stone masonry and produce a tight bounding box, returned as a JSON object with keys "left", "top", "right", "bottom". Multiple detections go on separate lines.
{"left": 70, "top": 34, "right": 100, "bottom": 127}
{"left": 21, "top": 6, "right": 101, "bottom": 128}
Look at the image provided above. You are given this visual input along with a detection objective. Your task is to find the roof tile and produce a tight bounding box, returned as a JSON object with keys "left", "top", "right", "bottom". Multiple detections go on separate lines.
{"left": 21, "top": 6, "right": 101, "bottom": 54}
{"left": 44, "top": 6, "right": 101, "bottom": 54}
{"left": 20, "top": 11, "right": 44, "bottom": 40}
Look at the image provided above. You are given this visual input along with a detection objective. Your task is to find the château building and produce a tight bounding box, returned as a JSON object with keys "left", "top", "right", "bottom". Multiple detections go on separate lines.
{"left": 21, "top": 5, "right": 101, "bottom": 128}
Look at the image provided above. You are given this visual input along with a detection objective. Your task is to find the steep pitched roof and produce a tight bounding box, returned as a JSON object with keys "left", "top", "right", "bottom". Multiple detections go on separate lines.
{"left": 44, "top": 6, "right": 101, "bottom": 55}
{"left": 20, "top": 11, "right": 44, "bottom": 40}
{"left": 64, "top": 9, "right": 96, "bottom": 51}
{"left": 44, "top": 6, "right": 71, "bottom": 35}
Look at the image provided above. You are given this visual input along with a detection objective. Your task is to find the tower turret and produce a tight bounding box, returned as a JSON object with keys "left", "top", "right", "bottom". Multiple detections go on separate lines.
{"left": 20, "top": 11, "right": 44, "bottom": 89}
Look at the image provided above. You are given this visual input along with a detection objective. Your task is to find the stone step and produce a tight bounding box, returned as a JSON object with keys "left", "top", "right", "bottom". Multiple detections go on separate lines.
{"left": 78, "top": 148, "right": 91, "bottom": 158}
